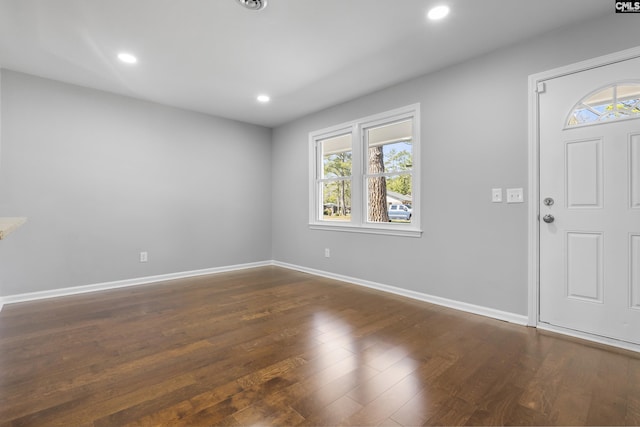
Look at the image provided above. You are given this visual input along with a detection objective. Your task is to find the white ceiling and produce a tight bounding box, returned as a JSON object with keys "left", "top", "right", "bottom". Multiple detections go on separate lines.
{"left": 0, "top": 0, "right": 610, "bottom": 127}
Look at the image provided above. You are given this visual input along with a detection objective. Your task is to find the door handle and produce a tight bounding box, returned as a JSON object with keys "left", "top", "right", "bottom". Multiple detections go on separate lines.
{"left": 543, "top": 214, "right": 555, "bottom": 223}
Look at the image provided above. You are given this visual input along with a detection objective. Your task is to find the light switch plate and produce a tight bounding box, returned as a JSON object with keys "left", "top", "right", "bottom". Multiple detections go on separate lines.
{"left": 491, "top": 188, "right": 502, "bottom": 203}
{"left": 507, "top": 188, "right": 524, "bottom": 203}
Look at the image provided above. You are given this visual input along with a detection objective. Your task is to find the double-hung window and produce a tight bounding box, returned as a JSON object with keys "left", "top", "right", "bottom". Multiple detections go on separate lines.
{"left": 309, "top": 104, "right": 421, "bottom": 237}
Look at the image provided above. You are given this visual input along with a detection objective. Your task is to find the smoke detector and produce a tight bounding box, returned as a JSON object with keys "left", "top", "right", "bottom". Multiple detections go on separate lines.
{"left": 236, "top": 0, "right": 267, "bottom": 11}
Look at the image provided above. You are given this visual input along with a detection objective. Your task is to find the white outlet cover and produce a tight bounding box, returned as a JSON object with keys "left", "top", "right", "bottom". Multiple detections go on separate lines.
{"left": 506, "top": 188, "right": 524, "bottom": 203}
{"left": 491, "top": 188, "right": 502, "bottom": 203}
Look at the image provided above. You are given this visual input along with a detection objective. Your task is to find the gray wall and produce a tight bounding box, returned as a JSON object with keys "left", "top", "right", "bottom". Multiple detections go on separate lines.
{"left": 271, "top": 13, "right": 638, "bottom": 316}
{"left": 1, "top": 12, "right": 636, "bottom": 315}
{"left": 0, "top": 70, "right": 272, "bottom": 296}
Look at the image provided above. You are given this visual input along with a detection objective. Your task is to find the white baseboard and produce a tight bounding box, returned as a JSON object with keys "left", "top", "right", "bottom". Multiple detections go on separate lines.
{"left": 0, "top": 260, "right": 271, "bottom": 308}
{"left": 273, "top": 261, "right": 529, "bottom": 326}
{"left": 537, "top": 322, "right": 640, "bottom": 353}
{"left": 0, "top": 259, "right": 528, "bottom": 326}
{"left": 4, "top": 259, "right": 637, "bottom": 353}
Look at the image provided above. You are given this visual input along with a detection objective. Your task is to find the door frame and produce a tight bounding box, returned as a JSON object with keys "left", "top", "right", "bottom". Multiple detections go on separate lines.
{"left": 528, "top": 46, "right": 640, "bottom": 351}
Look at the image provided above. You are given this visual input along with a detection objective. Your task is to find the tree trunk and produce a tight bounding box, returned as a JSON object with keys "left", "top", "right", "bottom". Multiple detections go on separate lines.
{"left": 368, "top": 146, "right": 389, "bottom": 222}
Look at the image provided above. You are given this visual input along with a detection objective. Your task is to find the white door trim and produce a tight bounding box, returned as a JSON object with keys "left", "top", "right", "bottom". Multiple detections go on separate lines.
{"left": 528, "top": 46, "right": 640, "bottom": 346}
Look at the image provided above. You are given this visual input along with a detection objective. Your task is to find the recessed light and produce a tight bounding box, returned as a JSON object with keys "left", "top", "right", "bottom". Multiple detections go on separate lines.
{"left": 427, "top": 5, "right": 450, "bottom": 20}
{"left": 257, "top": 94, "right": 270, "bottom": 103}
{"left": 117, "top": 52, "right": 138, "bottom": 64}
{"left": 237, "top": 0, "right": 267, "bottom": 11}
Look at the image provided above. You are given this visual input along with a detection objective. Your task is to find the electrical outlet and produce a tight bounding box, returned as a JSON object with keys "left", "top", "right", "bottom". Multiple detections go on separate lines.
{"left": 324, "top": 248, "right": 330, "bottom": 258}
{"left": 506, "top": 188, "right": 524, "bottom": 203}
{"left": 492, "top": 188, "right": 503, "bottom": 203}
{"left": 140, "top": 251, "right": 148, "bottom": 262}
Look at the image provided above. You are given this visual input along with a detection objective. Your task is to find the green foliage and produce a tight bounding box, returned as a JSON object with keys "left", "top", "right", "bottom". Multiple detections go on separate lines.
{"left": 384, "top": 147, "right": 412, "bottom": 196}
{"left": 384, "top": 147, "right": 412, "bottom": 171}
{"left": 323, "top": 152, "right": 352, "bottom": 215}
{"left": 605, "top": 102, "right": 640, "bottom": 114}
{"left": 387, "top": 175, "right": 411, "bottom": 195}
{"left": 323, "top": 152, "right": 352, "bottom": 178}
{"left": 321, "top": 144, "right": 413, "bottom": 213}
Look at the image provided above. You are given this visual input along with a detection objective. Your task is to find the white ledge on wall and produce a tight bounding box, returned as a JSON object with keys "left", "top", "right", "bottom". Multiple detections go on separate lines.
{"left": 309, "top": 223, "right": 422, "bottom": 238}
{"left": 0, "top": 217, "right": 27, "bottom": 240}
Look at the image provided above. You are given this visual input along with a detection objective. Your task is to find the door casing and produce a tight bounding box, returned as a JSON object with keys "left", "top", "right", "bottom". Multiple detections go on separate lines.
{"left": 528, "top": 46, "right": 640, "bottom": 352}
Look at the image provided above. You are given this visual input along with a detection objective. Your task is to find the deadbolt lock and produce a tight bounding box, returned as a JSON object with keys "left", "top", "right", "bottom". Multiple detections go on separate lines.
{"left": 543, "top": 197, "right": 554, "bottom": 207}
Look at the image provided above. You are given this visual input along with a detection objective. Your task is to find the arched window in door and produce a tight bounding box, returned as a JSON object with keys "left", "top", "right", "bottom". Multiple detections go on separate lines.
{"left": 567, "top": 82, "right": 640, "bottom": 128}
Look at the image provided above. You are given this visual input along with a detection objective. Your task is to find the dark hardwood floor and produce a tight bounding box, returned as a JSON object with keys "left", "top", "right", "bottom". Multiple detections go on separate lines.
{"left": 1, "top": 266, "right": 639, "bottom": 426}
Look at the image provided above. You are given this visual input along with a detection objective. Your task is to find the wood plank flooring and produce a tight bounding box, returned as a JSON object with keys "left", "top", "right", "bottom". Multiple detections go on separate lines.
{"left": 1, "top": 266, "right": 639, "bottom": 426}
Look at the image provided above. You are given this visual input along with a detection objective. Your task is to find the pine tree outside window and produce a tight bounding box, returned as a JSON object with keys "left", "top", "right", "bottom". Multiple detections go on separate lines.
{"left": 309, "top": 104, "right": 421, "bottom": 237}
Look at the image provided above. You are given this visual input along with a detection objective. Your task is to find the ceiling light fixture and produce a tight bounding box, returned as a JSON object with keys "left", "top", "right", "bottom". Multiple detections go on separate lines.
{"left": 427, "top": 5, "right": 450, "bottom": 20}
{"left": 236, "top": 0, "right": 267, "bottom": 11}
{"left": 117, "top": 52, "right": 138, "bottom": 64}
{"left": 257, "top": 94, "right": 270, "bottom": 103}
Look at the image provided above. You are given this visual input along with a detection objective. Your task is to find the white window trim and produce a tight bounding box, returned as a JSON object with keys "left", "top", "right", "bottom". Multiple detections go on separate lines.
{"left": 309, "top": 104, "right": 422, "bottom": 238}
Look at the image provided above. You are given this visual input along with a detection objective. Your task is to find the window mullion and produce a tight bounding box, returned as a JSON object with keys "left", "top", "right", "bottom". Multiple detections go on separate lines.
{"left": 318, "top": 177, "right": 351, "bottom": 183}
{"left": 350, "top": 124, "right": 363, "bottom": 226}
{"left": 365, "top": 171, "right": 413, "bottom": 179}
{"left": 361, "top": 124, "right": 369, "bottom": 225}
{"left": 316, "top": 140, "right": 325, "bottom": 222}
{"left": 312, "top": 140, "right": 321, "bottom": 222}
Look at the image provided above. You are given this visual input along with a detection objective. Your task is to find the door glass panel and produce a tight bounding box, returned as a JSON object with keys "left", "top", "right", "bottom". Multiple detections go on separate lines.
{"left": 583, "top": 87, "right": 613, "bottom": 108}
{"left": 568, "top": 82, "right": 640, "bottom": 127}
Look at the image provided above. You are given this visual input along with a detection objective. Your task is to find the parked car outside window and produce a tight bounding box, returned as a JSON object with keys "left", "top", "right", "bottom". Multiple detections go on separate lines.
{"left": 388, "top": 204, "right": 411, "bottom": 220}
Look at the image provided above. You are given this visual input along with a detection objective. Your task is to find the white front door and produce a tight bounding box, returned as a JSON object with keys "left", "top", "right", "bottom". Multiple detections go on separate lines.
{"left": 539, "top": 55, "right": 640, "bottom": 344}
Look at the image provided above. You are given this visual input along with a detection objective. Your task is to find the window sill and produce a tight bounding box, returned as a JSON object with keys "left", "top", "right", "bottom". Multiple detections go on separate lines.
{"left": 309, "top": 223, "right": 422, "bottom": 238}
